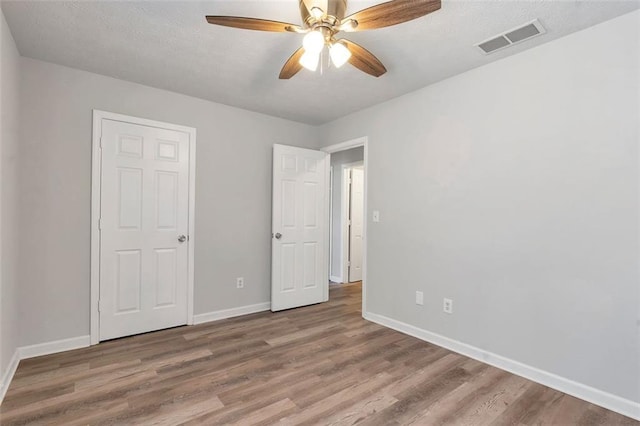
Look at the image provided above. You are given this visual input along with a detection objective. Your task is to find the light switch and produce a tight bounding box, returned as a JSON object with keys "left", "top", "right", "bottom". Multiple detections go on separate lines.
{"left": 372, "top": 210, "right": 380, "bottom": 222}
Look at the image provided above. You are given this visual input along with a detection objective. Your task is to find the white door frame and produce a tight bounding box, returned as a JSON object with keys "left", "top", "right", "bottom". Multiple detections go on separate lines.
{"left": 322, "top": 137, "right": 368, "bottom": 314}
{"left": 90, "top": 110, "right": 197, "bottom": 345}
{"left": 340, "top": 161, "right": 363, "bottom": 283}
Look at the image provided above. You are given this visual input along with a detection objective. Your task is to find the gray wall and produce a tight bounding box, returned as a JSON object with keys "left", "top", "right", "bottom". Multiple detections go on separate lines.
{"left": 330, "top": 147, "right": 363, "bottom": 280}
{"left": 17, "top": 57, "right": 320, "bottom": 347}
{"left": 321, "top": 11, "right": 639, "bottom": 402}
{"left": 0, "top": 9, "right": 21, "bottom": 381}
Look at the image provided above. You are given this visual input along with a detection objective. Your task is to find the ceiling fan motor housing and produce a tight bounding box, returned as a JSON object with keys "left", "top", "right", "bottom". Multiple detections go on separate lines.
{"left": 300, "top": 0, "right": 347, "bottom": 27}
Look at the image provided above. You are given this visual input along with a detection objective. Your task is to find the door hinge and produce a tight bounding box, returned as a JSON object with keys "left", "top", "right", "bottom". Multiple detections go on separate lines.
{"left": 347, "top": 261, "right": 351, "bottom": 267}
{"left": 348, "top": 219, "right": 351, "bottom": 226}
{"left": 99, "top": 137, "right": 103, "bottom": 149}
{"left": 98, "top": 218, "right": 103, "bottom": 230}
{"left": 98, "top": 300, "right": 102, "bottom": 312}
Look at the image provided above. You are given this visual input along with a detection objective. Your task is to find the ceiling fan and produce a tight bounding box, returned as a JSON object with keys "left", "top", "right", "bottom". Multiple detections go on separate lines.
{"left": 206, "top": 0, "right": 441, "bottom": 79}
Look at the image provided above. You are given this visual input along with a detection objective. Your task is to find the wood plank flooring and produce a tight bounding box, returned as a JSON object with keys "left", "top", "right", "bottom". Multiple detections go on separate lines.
{"left": 1, "top": 282, "right": 637, "bottom": 425}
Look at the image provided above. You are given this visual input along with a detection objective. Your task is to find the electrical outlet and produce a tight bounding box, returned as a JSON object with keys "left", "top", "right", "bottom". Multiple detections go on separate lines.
{"left": 236, "top": 277, "right": 244, "bottom": 289}
{"left": 372, "top": 210, "right": 380, "bottom": 222}
{"left": 443, "top": 298, "right": 453, "bottom": 314}
{"left": 415, "top": 291, "right": 424, "bottom": 306}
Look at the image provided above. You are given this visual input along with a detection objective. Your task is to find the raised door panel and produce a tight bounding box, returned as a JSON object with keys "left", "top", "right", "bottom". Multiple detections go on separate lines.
{"left": 281, "top": 180, "right": 297, "bottom": 229}
{"left": 303, "top": 182, "right": 318, "bottom": 229}
{"left": 155, "top": 171, "right": 178, "bottom": 230}
{"left": 303, "top": 242, "right": 318, "bottom": 289}
{"left": 281, "top": 154, "right": 297, "bottom": 173}
{"left": 154, "top": 248, "right": 177, "bottom": 308}
{"left": 280, "top": 243, "right": 296, "bottom": 292}
{"left": 115, "top": 250, "right": 142, "bottom": 314}
{"left": 156, "top": 139, "right": 179, "bottom": 162}
{"left": 117, "top": 135, "right": 143, "bottom": 159}
{"left": 118, "top": 168, "right": 143, "bottom": 230}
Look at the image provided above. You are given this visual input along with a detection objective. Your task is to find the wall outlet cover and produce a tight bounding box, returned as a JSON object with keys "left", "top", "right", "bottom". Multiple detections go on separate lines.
{"left": 443, "top": 298, "right": 453, "bottom": 314}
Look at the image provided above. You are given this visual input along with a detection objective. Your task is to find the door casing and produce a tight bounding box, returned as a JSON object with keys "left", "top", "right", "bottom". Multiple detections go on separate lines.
{"left": 90, "top": 110, "right": 197, "bottom": 345}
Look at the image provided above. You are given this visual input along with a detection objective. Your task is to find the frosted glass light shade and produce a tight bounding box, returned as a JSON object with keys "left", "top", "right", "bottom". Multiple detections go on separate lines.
{"left": 303, "top": 30, "right": 325, "bottom": 54}
{"left": 330, "top": 41, "right": 351, "bottom": 68}
{"left": 299, "top": 51, "right": 320, "bottom": 71}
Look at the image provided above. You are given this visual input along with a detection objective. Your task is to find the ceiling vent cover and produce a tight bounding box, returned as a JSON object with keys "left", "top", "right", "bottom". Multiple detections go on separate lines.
{"left": 476, "top": 19, "right": 546, "bottom": 54}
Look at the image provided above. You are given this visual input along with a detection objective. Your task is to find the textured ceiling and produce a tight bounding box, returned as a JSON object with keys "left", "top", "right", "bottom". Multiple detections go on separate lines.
{"left": 2, "top": 0, "right": 638, "bottom": 124}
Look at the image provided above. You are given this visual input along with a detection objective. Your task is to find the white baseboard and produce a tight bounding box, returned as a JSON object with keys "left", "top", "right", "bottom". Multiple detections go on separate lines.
{"left": 193, "top": 302, "right": 271, "bottom": 325}
{"left": 0, "top": 349, "right": 20, "bottom": 403}
{"left": 18, "top": 335, "right": 91, "bottom": 360}
{"left": 330, "top": 275, "right": 343, "bottom": 283}
{"left": 1, "top": 334, "right": 91, "bottom": 405}
{"left": 363, "top": 311, "right": 640, "bottom": 421}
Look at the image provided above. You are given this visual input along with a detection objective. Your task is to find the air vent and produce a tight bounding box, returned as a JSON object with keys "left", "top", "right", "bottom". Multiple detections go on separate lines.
{"left": 478, "top": 36, "right": 510, "bottom": 54}
{"left": 476, "top": 19, "right": 546, "bottom": 54}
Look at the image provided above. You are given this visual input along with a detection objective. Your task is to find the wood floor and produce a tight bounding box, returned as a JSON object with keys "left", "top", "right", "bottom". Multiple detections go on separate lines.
{"left": 1, "top": 282, "right": 637, "bottom": 425}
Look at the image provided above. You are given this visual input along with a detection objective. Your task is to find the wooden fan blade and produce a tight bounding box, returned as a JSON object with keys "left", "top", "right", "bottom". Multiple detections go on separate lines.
{"left": 342, "top": 39, "right": 387, "bottom": 77}
{"left": 206, "top": 16, "right": 302, "bottom": 33}
{"left": 279, "top": 47, "right": 306, "bottom": 79}
{"left": 343, "top": 0, "right": 441, "bottom": 31}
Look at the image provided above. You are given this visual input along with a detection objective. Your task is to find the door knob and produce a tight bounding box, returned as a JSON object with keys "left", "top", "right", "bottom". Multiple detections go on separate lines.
{"left": 274, "top": 233, "right": 282, "bottom": 239}
{"left": 178, "top": 235, "right": 187, "bottom": 243}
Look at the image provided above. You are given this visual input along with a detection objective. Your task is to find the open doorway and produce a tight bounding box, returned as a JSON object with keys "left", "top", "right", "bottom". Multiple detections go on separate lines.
{"left": 323, "top": 138, "right": 367, "bottom": 311}
{"left": 329, "top": 151, "right": 364, "bottom": 284}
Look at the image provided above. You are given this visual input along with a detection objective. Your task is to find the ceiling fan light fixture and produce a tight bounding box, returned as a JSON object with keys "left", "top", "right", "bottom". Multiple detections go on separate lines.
{"left": 329, "top": 41, "right": 351, "bottom": 68}
{"left": 299, "top": 50, "right": 320, "bottom": 71}
{"left": 302, "top": 30, "right": 325, "bottom": 54}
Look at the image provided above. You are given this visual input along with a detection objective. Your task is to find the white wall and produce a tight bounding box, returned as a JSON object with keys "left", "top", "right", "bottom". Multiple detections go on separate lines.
{"left": 0, "top": 9, "right": 21, "bottom": 383}
{"left": 17, "top": 58, "right": 320, "bottom": 347}
{"left": 330, "top": 147, "right": 364, "bottom": 281}
{"left": 321, "top": 10, "right": 640, "bottom": 403}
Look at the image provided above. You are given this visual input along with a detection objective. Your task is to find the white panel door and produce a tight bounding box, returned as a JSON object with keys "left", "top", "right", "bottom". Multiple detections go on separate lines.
{"left": 100, "top": 119, "right": 190, "bottom": 341}
{"left": 348, "top": 167, "right": 364, "bottom": 282}
{"left": 272, "top": 144, "right": 328, "bottom": 311}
